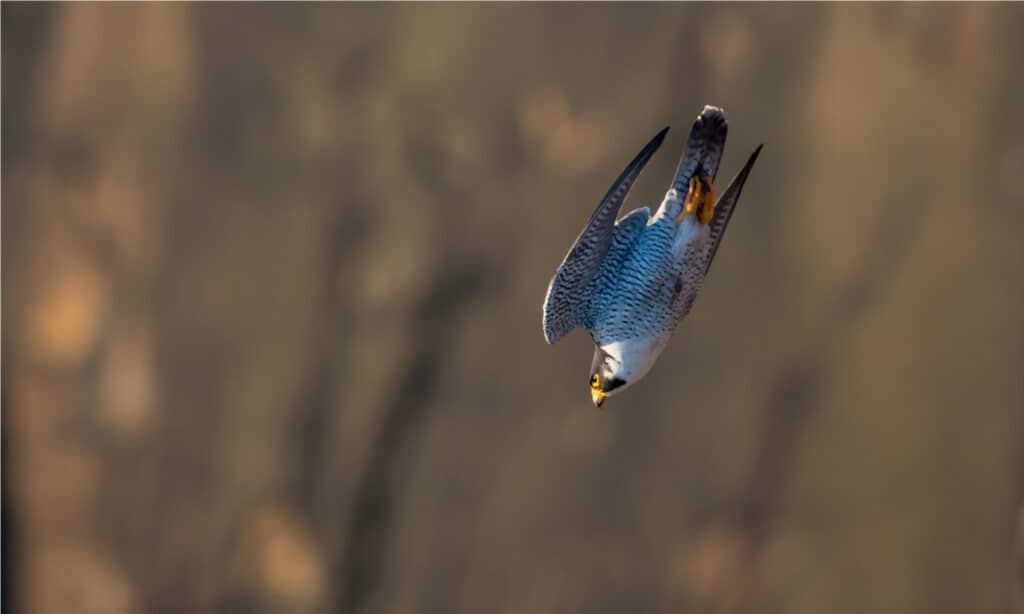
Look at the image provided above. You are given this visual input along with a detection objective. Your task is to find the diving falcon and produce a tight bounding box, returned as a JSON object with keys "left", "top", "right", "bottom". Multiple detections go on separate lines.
{"left": 542, "top": 105, "right": 762, "bottom": 407}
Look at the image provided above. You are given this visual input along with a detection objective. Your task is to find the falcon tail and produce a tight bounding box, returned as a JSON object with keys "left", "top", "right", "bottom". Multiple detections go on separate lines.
{"left": 658, "top": 105, "right": 730, "bottom": 223}
{"left": 672, "top": 105, "right": 729, "bottom": 192}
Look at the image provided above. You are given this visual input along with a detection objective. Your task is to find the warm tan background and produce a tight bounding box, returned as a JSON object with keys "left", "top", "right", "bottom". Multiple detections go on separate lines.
{"left": 4, "top": 3, "right": 1023, "bottom": 614}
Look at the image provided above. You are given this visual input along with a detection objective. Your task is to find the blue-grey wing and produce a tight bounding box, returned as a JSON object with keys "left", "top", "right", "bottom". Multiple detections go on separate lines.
{"left": 588, "top": 206, "right": 651, "bottom": 298}
{"left": 542, "top": 128, "right": 667, "bottom": 343}
{"left": 703, "top": 144, "right": 762, "bottom": 275}
{"left": 580, "top": 206, "right": 652, "bottom": 331}
{"left": 604, "top": 207, "right": 651, "bottom": 270}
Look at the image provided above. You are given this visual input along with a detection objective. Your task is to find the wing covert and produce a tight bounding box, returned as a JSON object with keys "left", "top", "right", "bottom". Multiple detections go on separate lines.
{"left": 542, "top": 128, "right": 667, "bottom": 343}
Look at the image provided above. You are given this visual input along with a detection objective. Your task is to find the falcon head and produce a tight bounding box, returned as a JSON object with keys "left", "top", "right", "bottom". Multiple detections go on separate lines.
{"left": 588, "top": 336, "right": 670, "bottom": 407}
{"left": 589, "top": 347, "right": 627, "bottom": 408}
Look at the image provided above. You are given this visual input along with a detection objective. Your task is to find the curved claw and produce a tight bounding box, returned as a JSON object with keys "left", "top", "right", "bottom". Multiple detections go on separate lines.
{"left": 698, "top": 176, "right": 716, "bottom": 225}
{"left": 677, "top": 175, "right": 717, "bottom": 225}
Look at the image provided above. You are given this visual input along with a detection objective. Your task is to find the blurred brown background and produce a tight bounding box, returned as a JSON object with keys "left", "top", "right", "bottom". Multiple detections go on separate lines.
{"left": 4, "top": 3, "right": 1024, "bottom": 614}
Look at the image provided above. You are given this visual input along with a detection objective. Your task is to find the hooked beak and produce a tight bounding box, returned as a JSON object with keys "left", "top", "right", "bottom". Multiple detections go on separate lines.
{"left": 590, "top": 388, "right": 606, "bottom": 408}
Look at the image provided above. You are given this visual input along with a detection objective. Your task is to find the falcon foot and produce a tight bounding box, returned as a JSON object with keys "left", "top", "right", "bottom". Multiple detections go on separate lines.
{"left": 677, "top": 175, "right": 716, "bottom": 224}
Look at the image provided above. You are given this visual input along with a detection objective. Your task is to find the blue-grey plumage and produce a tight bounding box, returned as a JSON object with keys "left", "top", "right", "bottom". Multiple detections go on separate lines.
{"left": 542, "top": 105, "right": 762, "bottom": 407}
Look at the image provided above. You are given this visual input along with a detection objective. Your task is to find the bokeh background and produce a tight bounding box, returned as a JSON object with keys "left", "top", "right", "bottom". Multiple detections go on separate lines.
{"left": 4, "top": 3, "right": 1024, "bottom": 614}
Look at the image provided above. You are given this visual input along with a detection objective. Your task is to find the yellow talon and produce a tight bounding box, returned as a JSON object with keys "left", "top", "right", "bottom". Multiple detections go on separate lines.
{"left": 677, "top": 175, "right": 716, "bottom": 224}
{"left": 677, "top": 176, "right": 700, "bottom": 222}
{"left": 698, "top": 176, "right": 716, "bottom": 225}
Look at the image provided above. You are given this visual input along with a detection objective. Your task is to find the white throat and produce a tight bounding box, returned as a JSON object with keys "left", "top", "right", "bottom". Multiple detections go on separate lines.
{"left": 602, "top": 335, "right": 671, "bottom": 390}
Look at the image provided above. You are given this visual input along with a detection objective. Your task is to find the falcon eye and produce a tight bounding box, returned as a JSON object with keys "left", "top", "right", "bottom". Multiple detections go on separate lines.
{"left": 590, "top": 374, "right": 600, "bottom": 388}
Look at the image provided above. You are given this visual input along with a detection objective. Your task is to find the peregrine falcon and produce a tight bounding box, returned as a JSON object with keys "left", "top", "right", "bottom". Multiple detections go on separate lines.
{"left": 542, "top": 105, "right": 761, "bottom": 407}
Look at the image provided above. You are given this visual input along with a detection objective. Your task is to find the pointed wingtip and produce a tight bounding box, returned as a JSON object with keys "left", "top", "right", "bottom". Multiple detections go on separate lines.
{"left": 630, "top": 125, "right": 670, "bottom": 169}
{"left": 744, "top": 144, "right": 764, "bottom": 169}
{"left": 652, "top": 125, "right": 670, "bottom": 148}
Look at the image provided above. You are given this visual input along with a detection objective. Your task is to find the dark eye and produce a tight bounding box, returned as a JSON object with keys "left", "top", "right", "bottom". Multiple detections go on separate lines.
{"left": 589, "top": 374, "right": 599, "bottom": 387}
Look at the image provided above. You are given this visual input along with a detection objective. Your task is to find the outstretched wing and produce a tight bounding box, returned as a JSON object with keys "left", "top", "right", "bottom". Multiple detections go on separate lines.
{"left": 703, "top": 144, "right": 762, "bottom": 275}
{"left": 542, "top": 127, "right": 667, "bottom": 344}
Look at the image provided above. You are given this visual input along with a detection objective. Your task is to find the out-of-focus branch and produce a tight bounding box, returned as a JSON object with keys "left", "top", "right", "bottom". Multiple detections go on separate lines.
{"left": 331, "top": 258, "right": 493, "bottom": 613}
{"left": 691, "top": 200, "right": 930, "bottom": 613}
